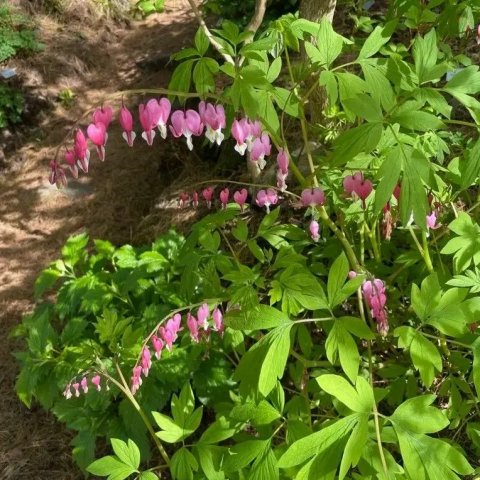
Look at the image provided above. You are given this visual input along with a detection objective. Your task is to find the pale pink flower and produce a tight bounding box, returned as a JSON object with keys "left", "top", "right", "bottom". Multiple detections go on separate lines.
{"left": 91, "top": 375, "right": 101, "bottom": 391}
{"left": 63, "top": 384, "right": 72, "bottom": 399}
{"left": 426, "top": 211, "right": 441, "bottom": 231}
{"left": 233, "top": 189, "right": 248, "bottom": 211}
{"left": 80, "top": 376, "right": 88, "bottom": 394}
{"left": 199, "top": 101, "right": 226, "bottom": 145}
{"left": 309, "top": 220, "right": 320, "bottom": 242}
{"left": 220, "top": 188, "right": 229, "bottom": 209}
{"left": 256, "top": 188, "right": 278, "bottom": 213}
{"left": 250, "top": 133, "right": 271, "bottom": 170}
{"left": 477, "top": 24, "right": 480, "bottom": 45}
{"left": 131, "top": 365, "right": 143, "bottom": 395}
{"left": 277, "top": 170, "right": 288, "bottom": 192}
{"left": 231, "top": 119, "right": 250, "bottom": 155}
{"left": 248, "top": 120, "right": 262, "bottom": 139}
{"left": 301, "top": 187, "right": 325, "bottom": 207}
{"left": 87, "top": 122, "right": 107, "bottom": 161}
{"left": 348, "top": 271, "right": 357, "bottom": 279}
{"left": 72, "top": 382, "right": 80, "bottom": 398}
{"left": 197, "top": 303, "right": 209, "bottom": 330}
{"left": 146, "top": 98, "right": 171, "bottom": 139}
{"left": 169, "top": 110, "right": 203, "bottom": 150}
{"left": 212, "top": 307, "right": 224, "bottom": 333}
{"left": 119, "top": 105, "right": 136, "bottom": 147}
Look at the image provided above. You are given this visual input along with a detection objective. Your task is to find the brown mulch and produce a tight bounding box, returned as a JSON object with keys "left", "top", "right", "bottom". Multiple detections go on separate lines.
{"left": 0, "top": 2, "right": 214, "bottom": 478}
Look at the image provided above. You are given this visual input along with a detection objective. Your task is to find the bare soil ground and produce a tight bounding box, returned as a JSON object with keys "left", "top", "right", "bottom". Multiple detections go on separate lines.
{"left": 0, "top": 2, "right": 210, "bottom": 478}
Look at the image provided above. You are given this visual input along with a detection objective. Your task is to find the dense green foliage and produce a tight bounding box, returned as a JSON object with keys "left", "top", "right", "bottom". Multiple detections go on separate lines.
{"left": 0, "top": 1, "right": 42, "bottom": 62}
{"left": 0, "top": 85, "right": 23, "bottom": 128}
{"left": 14, "top": 0, "right": 480, "bottom": 479}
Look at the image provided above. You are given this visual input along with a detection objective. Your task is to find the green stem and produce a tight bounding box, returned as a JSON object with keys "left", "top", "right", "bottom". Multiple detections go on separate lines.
{"left": 421, "top": 230, "right": 434, "bottom": 273}
{"left": 318, "top": 206, "right": 362, "bottom": 271}
{"left": 103, "top": 366, "right": 171, "bottom": 466}
{"left": 408, "top": 226, "right": 431, "bottom": 271}
{"left": 368, "top": 343, "right": 389, "bottom": 477}
{"left": 290, "top": 349, "right": 331, "bottom": 368}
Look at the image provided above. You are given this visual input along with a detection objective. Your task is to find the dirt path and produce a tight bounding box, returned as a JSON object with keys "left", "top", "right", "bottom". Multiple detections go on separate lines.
{"left": 0, "top": 2, "right": 202, "bottom": 478}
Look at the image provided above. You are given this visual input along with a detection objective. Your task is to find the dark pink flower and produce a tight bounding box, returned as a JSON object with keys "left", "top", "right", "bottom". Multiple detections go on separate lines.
{"left": 192, "top": 191, "right": 199, "bottom": 208}
{"left": 72, "top": 382, "right": 80, "bottom": 398}
{"left": 49, "top": 160, "right": 68, "bottom": 188}
{"left": 343, "top": 172, "right": 373, "bottom": 206}
{"left": 202, "top": 187, "right": 214, "bottom": 209}
{"left": 131, "top": 365, "right": 143, "bottom": 395}
{"left": 178, "top": 192, "right": 190, "bottom": 208}
{"left": 139, "top": 103, "right": 156, "bottom": 146}
{"left": 151, "top": 334, "right": 164, "bottom": 360}
{"left": 87, "top": 122, "right": 107, "bottom": 161}
{"left": 92, "top": 105, "right": 113, "bottom": 129}
{"left": 233, "top": 189, "right": 248, "bottom": 211}
{"left": 74, "top": 129, "right": 90, "bottom": 173}
{"left": 256, "top": 188, "right": 278, "bottom": 213}
{"left": 119, "top": 105, "right": 136, "bottom": 147}
{"left": 301, "top": 187, "right": 325, "bottom": 207}
{"left": 187, "top": 312, "right": 200, "bottom": 343}
{"left": 277, "top": 149, "right": 289, "bottom": 174}
{"left": 220, "top": 188, "right": 229, "bottom": 209}
{"left": 64, "top": 149, "right": 78, "bottom": 178}
{"left": 141, "top": 347, "right": 152, "bottom": 376}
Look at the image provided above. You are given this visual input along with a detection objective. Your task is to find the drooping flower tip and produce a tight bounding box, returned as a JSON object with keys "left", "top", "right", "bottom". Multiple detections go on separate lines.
{"left": 362, "top": 278, "right": 388, "bottom": 336}
{"left": 202, "top": 186, "right": 214, "bottom": 208}
{"left": 48, "top": 160, "right": 68, "bottom": 188}
{"left": 277, "top": 149, "right": 289, "bottom": 174}
{"left": 301, "top": 187, "right": 325, "bottom": 208}
{"left": 212, "top": 307, "right": 224, "bottom": 333}
{"left": 250, "top": 133, "right": 271, "bottom": 170}
{"left": 309, "top": 220, "right": 320, "bottom": 242}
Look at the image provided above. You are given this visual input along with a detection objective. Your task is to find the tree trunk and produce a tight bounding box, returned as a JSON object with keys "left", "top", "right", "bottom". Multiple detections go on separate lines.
{"left": 300, "top": 0, "right": 337, "bottom": 24}
{"left": 299, "top": 0, "right": 337, "bottom": 123}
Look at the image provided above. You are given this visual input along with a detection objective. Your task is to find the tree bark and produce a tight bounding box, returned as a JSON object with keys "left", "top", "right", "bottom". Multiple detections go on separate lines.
{"left": 300, "top": 0, "right": 337, "bottom": 24}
